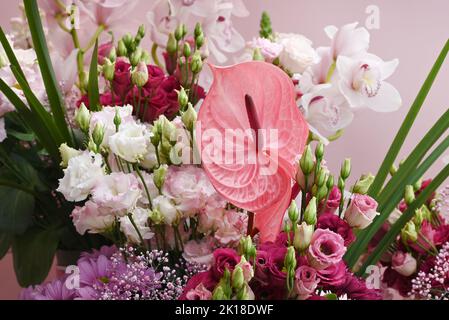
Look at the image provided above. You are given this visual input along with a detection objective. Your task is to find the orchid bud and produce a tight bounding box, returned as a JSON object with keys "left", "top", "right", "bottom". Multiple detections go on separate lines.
{"left": 183, "top": 42, "right": 191, "bottom": 58}
{"left": 353, "top": 173, "right": 375, "bottom": 195}
{"left": 182, "top": 104, "right": 197, "bottom": 132}
{"left": 304, "top": 197, "right": 317, "bottom": 226}
{"left": 117, "top": 40, "right": 127, "bottom": 57}
{"left": 341, "top": 158, "right": 351, "bottom": 180}
{"left": 232, "top": 266, "right": 245, "bottom": 290}
{"left": 92, "top": 123, "right": 105, "bottom": 147}
{"left": 404, "top": 185, "right": 415, "bottom": 205}
{"left": 253, "top": 48, "right": 264, "bottom": 61}
{"left": 167, "top": 33, "right": 178, "bottom": 54}
{"left": 288, "top": 200, "right": 299, "bottom": 223}
{"left": 130, "top": 47, "right": 143, "bottom": 66}
{"left": 131, "top": 62, "right": 149, "bottom": 87}
{"left": 293, "top": 222, "right": 314, "bottom": 252}
{"left": 102, "top": 58, "right": 115, "bottom": 82}
{"left": 191, "top": 53, "right": 203, "bottom": 74}
{"left": 299, "top": 145, "right": 314, "bottom": 176}
{"left": 59, "top": 143, "right": 82, "bottom": 168}
{"left": 177, "top": 87, "right": 189, "bottom": 110}
{"left": 401, "top": 221, "right": 418, "bottom": 244}
{"left": 75, "top": 103, "right": 91, "bottom": 133}
{"left": 153, "top": 165, "right": 168, "bottom": 191}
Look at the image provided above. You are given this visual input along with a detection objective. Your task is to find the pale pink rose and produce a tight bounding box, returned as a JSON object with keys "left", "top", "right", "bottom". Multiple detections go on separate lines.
{"left": 186, "top": 283, "right": 213, "bottom": 301}
{"left": 392, "top": 252, "right": 417, "bottom": 277}
{"left": 214, "top": 210, "right": 248, "bottom": 246}
{"left": 183, "top": 238, "right": 215, "bottom": 266}
{"left": 308, "top": 229, "right": 346, "bottom": 270}
{"left": 295, "top": 265, "right": 320, "bottom": 300}
{"left": 344, "top": 194, "right": 379, "bottom": 229}
{"left": 249, "top": 37, "right": 283, "bottom": 61}
{"left": 92, "top": 172, "right": 141, "bottom": 215}
{"left": 71, "top": 200, "right": 114, "bottom": 235}
{"left": 325, "top": 22, "right": 370, "bottom": 59}
{"left": 163, "top": 165, "right": 226, "bottom": 215}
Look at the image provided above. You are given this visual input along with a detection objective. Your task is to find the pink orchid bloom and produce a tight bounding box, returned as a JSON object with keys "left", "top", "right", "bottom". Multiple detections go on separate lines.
{"left": 197, "top": 61, "right": 309, "bottom": 242}
{"left": 77, "top": 0, "right": 140, "bottom": 29}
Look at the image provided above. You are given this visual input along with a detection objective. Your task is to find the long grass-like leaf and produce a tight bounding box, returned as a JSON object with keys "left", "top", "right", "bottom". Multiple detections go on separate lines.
{"left": 357, "top": 163, "right": 449, "bottom": 275}
{"left": 0, "top": 27, "right": 26, "bottom": 81}
{"left": 88, "top": 41, "right": 100, "bottom": 112}
{"left": 368, "top": 39, "right": 449, "bottom": 198}
{"left": 23, "top": 0, "right": 73, "bottom": 146}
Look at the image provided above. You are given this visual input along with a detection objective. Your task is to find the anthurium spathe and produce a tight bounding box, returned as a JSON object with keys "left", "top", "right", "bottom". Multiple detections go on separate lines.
{"left": 197, "top": 61, "right": 309, "bottom": 242}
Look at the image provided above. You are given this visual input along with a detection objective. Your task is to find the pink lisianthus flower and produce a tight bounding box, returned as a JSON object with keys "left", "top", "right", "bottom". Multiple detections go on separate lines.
{"left": 294, "top": 265, "right": 320, "bottom": 300}
{"left": 344, "top": 194, "right": 379, "bottom": 229}
{"left": 214, "top": 210, "right": 248, "bottom": 246}
{"left": 392, "top": 252, "right": 417, "bottom": 277}
{"left": 322, "top": 186, "right": 342, "bottom": 215}
{"left": 315, "top": 260, "right": 347, "bottom": 287}
{"left": 317, "top": 213, "right": 356, "bottom": 246}
{"left": 185, "top": 283, "right": 213, "bottom": 301}
{"left": 71, "top": 201, "right": 115, "bottom": 235}
{"left": 182, "top": 238, "right": 215, "bottom": 266}
{"left": 308, "top": 229, "right": 346, "bottom": 270}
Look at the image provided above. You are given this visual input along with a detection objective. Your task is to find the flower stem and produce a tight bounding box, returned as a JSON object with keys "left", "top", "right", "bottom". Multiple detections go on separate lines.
{"left": 134, "top": 164, "right": 153, "bottom": 210}
{"left": 127, "top": 213, "right": 147, "bottom": 249}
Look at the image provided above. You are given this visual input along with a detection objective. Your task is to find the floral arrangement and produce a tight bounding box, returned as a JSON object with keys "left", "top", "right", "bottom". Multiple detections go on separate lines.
{"left": 1, "top": 0, "right": 449, "bottom": 301}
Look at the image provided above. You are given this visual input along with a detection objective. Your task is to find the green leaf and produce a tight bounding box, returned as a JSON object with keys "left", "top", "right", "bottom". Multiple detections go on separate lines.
{"left": 6, "top": 129, "right": 35, "bottom": 142}
{"left": 0, "top": 232, "right": 11, "bottom": 259}
{"left": 346, "top": 107, "right": 449, "bottom": 268}
{"left": 88, "top": 41, "right": 100, "bottom": 112}
{"left": 369, "top": 39, "right": 449, "bottom": 198}
{"left": 12, "top": 227, "right": 60, "bottom": 287}
{"left": 23, "top": 0, "right": 73, "bottom": 146}
{"left": 0, "top": 186, "right": 35, "bottom": 235}
{"left": 357, "top": 163, "right": 449, "bottom": 275}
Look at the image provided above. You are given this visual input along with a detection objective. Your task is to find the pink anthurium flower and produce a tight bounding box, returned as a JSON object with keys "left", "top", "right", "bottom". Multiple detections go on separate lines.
{"left": 197, "top": 61, "right": 309, "bottom": 242}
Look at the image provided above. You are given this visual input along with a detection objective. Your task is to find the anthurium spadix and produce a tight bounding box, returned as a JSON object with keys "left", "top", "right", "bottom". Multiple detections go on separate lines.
{"left": 197, "top": 61, "right": 309, "bottom": 242}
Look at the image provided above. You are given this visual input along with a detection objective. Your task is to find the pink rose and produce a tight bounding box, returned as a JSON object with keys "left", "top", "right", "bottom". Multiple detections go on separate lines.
{"left": 392, "top": 252, "right": 417, "bottom": 277}
{"left": 182, "top": 238, "right": 215, "bottom": 266}
{"left": 185, "top": 283, "right": 213, "bottom": 301}
{"left": 317, "top": 213, "right": 355, "bottom": 246}
{"left": 308, "top": 229, "right": 346, "bottom": 270}
{"left": 294, "top": 266, "right": 320, "bottom": 300}
{"left": 344, "top": 194, "right": 379, "bottom": 229}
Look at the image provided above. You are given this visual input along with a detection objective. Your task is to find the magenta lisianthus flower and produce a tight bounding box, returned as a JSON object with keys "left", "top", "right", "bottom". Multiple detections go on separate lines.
{"left": 335, "top": 273, "right": 382, "bottom": 300}
{"left": 344, "top": 194, "right": 379, "bottom": 229}
{"left": 316, "top": 261, "right": 347, "bottom": 287}
{"left": 211, "top": 248, "right": 241, "bottom": 279}
{"left": 179, "top": 271, "right": 217, "bottom": 301}
{"left": 317, "top": 213, "right": 355, "bottom": 246}
{"left": 112, "top": 59, "right": 132, "bottom": 99}
{"left": 308, "top": 229, "right": 346, "bottom": 270}
{"left": 294, "top": 265, "right": 320, "bottom": 300}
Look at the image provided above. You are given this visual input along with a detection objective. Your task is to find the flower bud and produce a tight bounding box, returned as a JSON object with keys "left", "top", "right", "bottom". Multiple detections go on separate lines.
{"left": 131, "top": 62, "right": 149, "bottom": 87}
{"left": 175, "top": 25, "right": 184, "bottom": 41}
{"left": 238, "top": 236, "right": 254, "bottom": 257}
{"left": 195, "top": 33, "right": 205, "bottom": 49}
{"left": 59, "top": 143, "right": 82, "bottom": 168}
{"left": 326, "top": 175, "right": 334, "bottom": 190}
{"left": 183, "top": 42, "right": 191, "bottom": 58}
{"left": 102, "top": 58, "right": 115, "bottom": 81}
{"left": 338, "top": 177, "right": 345, "bottom": 190}
{"left": 413, "top": 178, "right": 423, "bottom": 192}
{"left": 92, "top": 122, "right": 105, "bottom": 147}
{"left": 153, "top": 165, "right": 168, "bottom": 191}
{"left": 288, "top": 200, "right": 299, "bottom": 223}
{"left": 315, "top": 142, "right": 324, "bottom": 160}
{"left": 232, "top": 266, "right": 245, "bottom": 290}
{"left": 194, "top": 22, "right": 203, "bottom": 39}
{"left": 316, "top": 185, "right": 328, "bottom": 202}
{"left": 401, "top": 221, "right": 418, "bottom": 244}
{"left": 299, "top": 145, "right": 314, "bottom": 176}
{"left": 182, "top": 104, "right": 197, "bottom": 132}
{"left": 293, "top": 222, "right": 314, "bottom": 252}
{"left": 75, "top": 103, "right": 91, "bottom": 133}
{"left": 130, "top": 47, "right": 143, "bottom": 66}
{"left": 87, "top": 138, "right": 98, "bottom": 153}
{"left": 161, "top": 116, "right": 177, "bottom": 142}
{"left": 340, "top": 158, "right": 351, "bottom": 180}
{"left": 316, "top": 168, "right": 328, "bottom": 187}
{"left": 252, "top": 48, "right": 264, "bottom": 61}
{"left": 109, "top": 47, "right": 117, "bottom": 62}
{"left": 138, "top": 25, "right": 146, "bottom": 39}
{"left": 117, "top": 40, "right": 127, "bottom": 57}
{"left": 284, "top": 246, "right": 297, "bottom": 270}
{"left": 123, "top": 33, "right": 133, "bottom": 48}
{"left": 191, "top": 53, "right": 203, "bottom": 74}
{"left": 167, "top": 33, "right": 178, "bottom": 55}
{"left": 390, "top": 164, "right": 398, "bottom": 176}
{"left": 404, "top": 185, "right": 415, "bottom": 205}
{"left": 177, "top": 87, "right": 189, "bottom": 110}
{"left": 150, "top": 209, "right": 164, "bottom": 225}
{"left": 304, "top": 197, "right": 317, "bottom": 226}
{"left": 113, "top": 108, "right": 121, "bottom": 132}
{"left": 353, "top": 173, "right": 375, "bottom": 195}
{"left": 212, "top": 286, "right": 225, "bottom": 301}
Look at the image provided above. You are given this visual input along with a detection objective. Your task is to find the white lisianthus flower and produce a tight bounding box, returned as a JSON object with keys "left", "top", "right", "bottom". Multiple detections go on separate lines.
{"left": 92, "top": 172, "right": 142, "bottom": 215}
{"left": 109, "top": 121, "right": 151, "bottom": 163}
{"left": 57, "top": 151, "right": 105, "bottom": 202}
{"left": 120, "top": 207, "right": 154, "bottom": 244}
{"left": 276, "top": 33, "right": 320, "bottom": 74}
{"left": 89, "top": 105, "right": 134, "bottom": 147}
{"left": 71, "top": 201, "right": 114, "bottom": 235}
{"left": 337, "top": 53, "right": 402, "bottom": 112}
{"left": 152, "top": 195, "right": 179, "bottom": 226}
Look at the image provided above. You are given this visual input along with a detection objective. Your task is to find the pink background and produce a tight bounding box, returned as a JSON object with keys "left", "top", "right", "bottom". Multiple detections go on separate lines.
{"left": 1, "top": 0, "right": 449, "bottom": 299}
